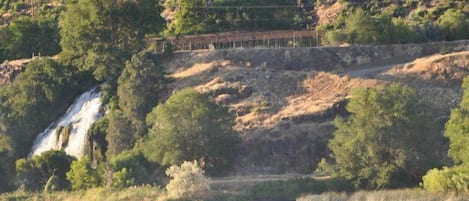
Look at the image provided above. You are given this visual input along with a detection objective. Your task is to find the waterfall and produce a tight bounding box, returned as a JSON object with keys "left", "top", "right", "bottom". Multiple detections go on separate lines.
{"left": 31, "top": 86, "right": 103, "bottom": 158}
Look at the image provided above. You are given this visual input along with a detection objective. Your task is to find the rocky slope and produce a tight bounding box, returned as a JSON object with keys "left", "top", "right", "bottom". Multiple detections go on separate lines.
{"left": 163, "top": 42, "right": 469, "bottom": 174}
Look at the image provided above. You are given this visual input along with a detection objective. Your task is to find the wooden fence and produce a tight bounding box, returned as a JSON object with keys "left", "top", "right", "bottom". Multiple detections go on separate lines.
{"left": 148, "top": 30, "right": 320, "bottom": 53}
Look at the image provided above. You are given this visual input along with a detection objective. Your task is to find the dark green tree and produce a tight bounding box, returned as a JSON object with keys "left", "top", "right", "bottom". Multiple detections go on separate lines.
{"left": 165, "top": 0, "right": 303, "bottom": 35}
{"left": 0, "top": 132, "right": 13, "bottom": 192}
{"left": 142, "top": 88, "right": 240, "bottom": 175}
{"left": 0, "top": 16, "right": 61, "bottom": 62}
{"left": 320, "top": 84, "right": 442, "bottom": 189}
{"left": 117, "top": 51, "right": 168, "bottom": 137}
{"left": 16, "top": 150, "right": 75, "bottom": 191}
{"left": 110, "top": 150, "right": 154, "bottom": 188}
{"left": 59, "top": 0, "right": 165, "bottom": 81}
{"left": 105, "top": 110, "right": 135, "bottom": 158}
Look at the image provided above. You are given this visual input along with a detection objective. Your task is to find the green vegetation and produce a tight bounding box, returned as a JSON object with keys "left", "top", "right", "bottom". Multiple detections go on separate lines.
{"left": 422, "top": 77, "right": 469, "bottom": 193}
{"left": 110, "top": 150, "right": 154, "bottom": 188}
{"left": 59, "top": 0, "right": 165, "bottom": 81}
{"left": 323, "top": 0, "right": 468, "bottom": 44}
{"left": 67, "top": 157, "right": 102, "bottom": 190}
{"left": 0, "top": 17, "right": 61, "bottom": 62}
{"left": 0, "top": 58, "right": 94, "bottom": 157}
{"left": 15, "top": 150, "right": 74, "bottom": 191}
{"left": 142, "top": 88, "right": 240, "bottom": 175}
{"left": 165, "top": 0, "right": 303, "bottom": 35}
{"left": 318, "top": 84, "right": 443, "bottom": 189}
{"left": 0, "top": 0, "right": 468, "bottom": 198}
{"left": 117, "top": 50, "right": 169, "bottom": 137}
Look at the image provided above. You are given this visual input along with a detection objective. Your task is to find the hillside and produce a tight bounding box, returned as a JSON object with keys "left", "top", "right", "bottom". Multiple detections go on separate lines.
{"left": 162, "top": 41, "right": 469, "bottom": 174}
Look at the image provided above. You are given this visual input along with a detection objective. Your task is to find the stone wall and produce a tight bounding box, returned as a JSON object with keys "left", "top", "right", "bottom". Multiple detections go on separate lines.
{"left": 167, "top": 40, "right": 469, "bottom": 72}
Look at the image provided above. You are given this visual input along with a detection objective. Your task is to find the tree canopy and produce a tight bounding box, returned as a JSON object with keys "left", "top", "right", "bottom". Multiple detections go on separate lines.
{"left": 59, "top": 0, "right": 165, "bottom": 81}
{"left": 117, "top": 51, "right": 169, "bottom": 137}
{"left": 142, "top": 88, "right": 240, "bottom": 174}
{"left": 16, "top": 150, "right": 75, "bottom": 191}
{"left": 320, "top": 84, "right": 442, "bottom": 189}
{"left": 165, "top": 0, "right": 303, "bottom": 35}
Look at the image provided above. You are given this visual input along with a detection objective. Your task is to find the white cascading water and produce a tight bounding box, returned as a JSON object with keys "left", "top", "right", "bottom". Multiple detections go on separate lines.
{"left": 31, "top": 86, "right": 103, "bottom": 158}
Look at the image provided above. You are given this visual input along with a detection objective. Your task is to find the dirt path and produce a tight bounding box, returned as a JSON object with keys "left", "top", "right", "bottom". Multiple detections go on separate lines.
{"left": 210, "top": 174, "right": 319, "bottom": 185}
{"left": 346, "top": 64, "right": 397, "bottom": 77}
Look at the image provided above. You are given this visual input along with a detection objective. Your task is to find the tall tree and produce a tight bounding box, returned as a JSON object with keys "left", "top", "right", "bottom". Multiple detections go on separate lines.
{"left": 59, "top": 0, "right": 165, "bottom": 81}
{"left": 320, "top": 84, "right": 442, "bottom": 189}
{"left": 105, "top": 110, "right": 135, "bottom": 158}
{"left": 142, "top": 88, "right": 240, "bottom": 175}
{"left": 117, "top": 51, "right": 168, "bottom": 137}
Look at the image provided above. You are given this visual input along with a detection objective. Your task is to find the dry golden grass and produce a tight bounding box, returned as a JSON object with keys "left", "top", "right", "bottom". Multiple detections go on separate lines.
{"left": 297, "top": 189, "right": 469, "bottom": 201}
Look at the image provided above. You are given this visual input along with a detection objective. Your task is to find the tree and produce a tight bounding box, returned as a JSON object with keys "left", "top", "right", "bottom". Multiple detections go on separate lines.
{"left": 117, "top": 51, "right": 168, "bottom": 137}
{"left": 0, "top": 16, "right": 61, "bottom": 63}
{"left": 16, "top": 150, "right": 75, "bottom": 191}
{"left": 67, "top": 156, "right": 103, "bottom": 190}
{"left": 142, "top": 88, "right": 240, "bottom": 174}
{"left": 0, "top": 133, "right": 12, "bottom": 192}
{"left": 320, "top": 84, "right": 442, "bottom": 189}
{"left": 422, "top": 77, "right": 469, "bottom": 193}
{"left": 105, "top": 110, "right": 135, "bottom": 158}
{"left": 165, "top": 0, "right": 303, "bottom": 35}
{"left": 59, "top": 0, "right": 165, "bottom": 81}
{"left": 438, "top": 9, "right": 469, "bottom": 41}
{"left": 165, "top": 160, "right": 210, "bottom": 200}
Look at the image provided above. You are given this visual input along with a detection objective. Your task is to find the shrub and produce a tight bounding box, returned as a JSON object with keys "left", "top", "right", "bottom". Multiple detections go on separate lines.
{"left": 16, "top": 150, "right": 75, "bottom": 191}
{"left": 438, "top": 9, "right": 469, "bottom": 40}
{"left": 110, "top": 150, "right": 154, "bottom": 188}
{"left": 422, "top": 166, "right": 469, "bottom": 193}
{"left": 165, "top": 161, "right": 210, "bottom": 200}
{"left": 66, "top": 156, "right": 102, "bottom": 190}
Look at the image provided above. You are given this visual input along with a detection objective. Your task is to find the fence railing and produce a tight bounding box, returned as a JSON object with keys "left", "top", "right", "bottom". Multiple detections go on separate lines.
{"left": 148, "top": 30, "right": 321, "bottom": 53}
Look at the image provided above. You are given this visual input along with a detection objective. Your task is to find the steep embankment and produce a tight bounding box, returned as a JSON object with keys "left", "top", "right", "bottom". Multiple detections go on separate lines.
{"left": 163, "top": 40, "right": 469, "bottom": 174}
{"left": 379, "top": 51, "right": 469, "bottom": 115}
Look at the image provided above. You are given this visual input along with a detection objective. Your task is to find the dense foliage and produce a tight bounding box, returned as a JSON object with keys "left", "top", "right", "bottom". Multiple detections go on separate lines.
{"left": 165, "top": 0, "right": 304, "bottom": 35}
{"left": 15, "top": 150, "right": 75, "bottom": 191}
{"left": 320, "top": 85, "right": 442, "bottom": 189}
{"left": 110, "top": 150, "right": 154, "bottom": 188}
{"left": 117, "top": 51, "right": 169, "bottom": 137}
{"left": 322, "top": 0, "right": 468, "bottom": 44}
{"left": 59, "top": 0, "right": 165, "bottom": 81}
{"left": 67, "top": 156, "right": 102, "bottom": 190}
{"left": 142, "top": 88, "right": 240, "bottom": 175}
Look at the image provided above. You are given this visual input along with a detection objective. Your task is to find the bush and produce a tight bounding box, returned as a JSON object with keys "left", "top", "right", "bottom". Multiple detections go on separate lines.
{"left": 438, "top": 9, "right": 469, "bottom": 40}
{"left": 110, "top": 150, "right": 154, "bottom": 188}
{"left": 66, "top": 156, "right": 102, "bottom": 190}
{"left": 165, "top": 161, "right": 210, "bottom": 200}
{"left": 422, "top": 166, "right": 469, "bottom": 193}
{"left": 15, "top": 150, "right": 75, "bottom": 191}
